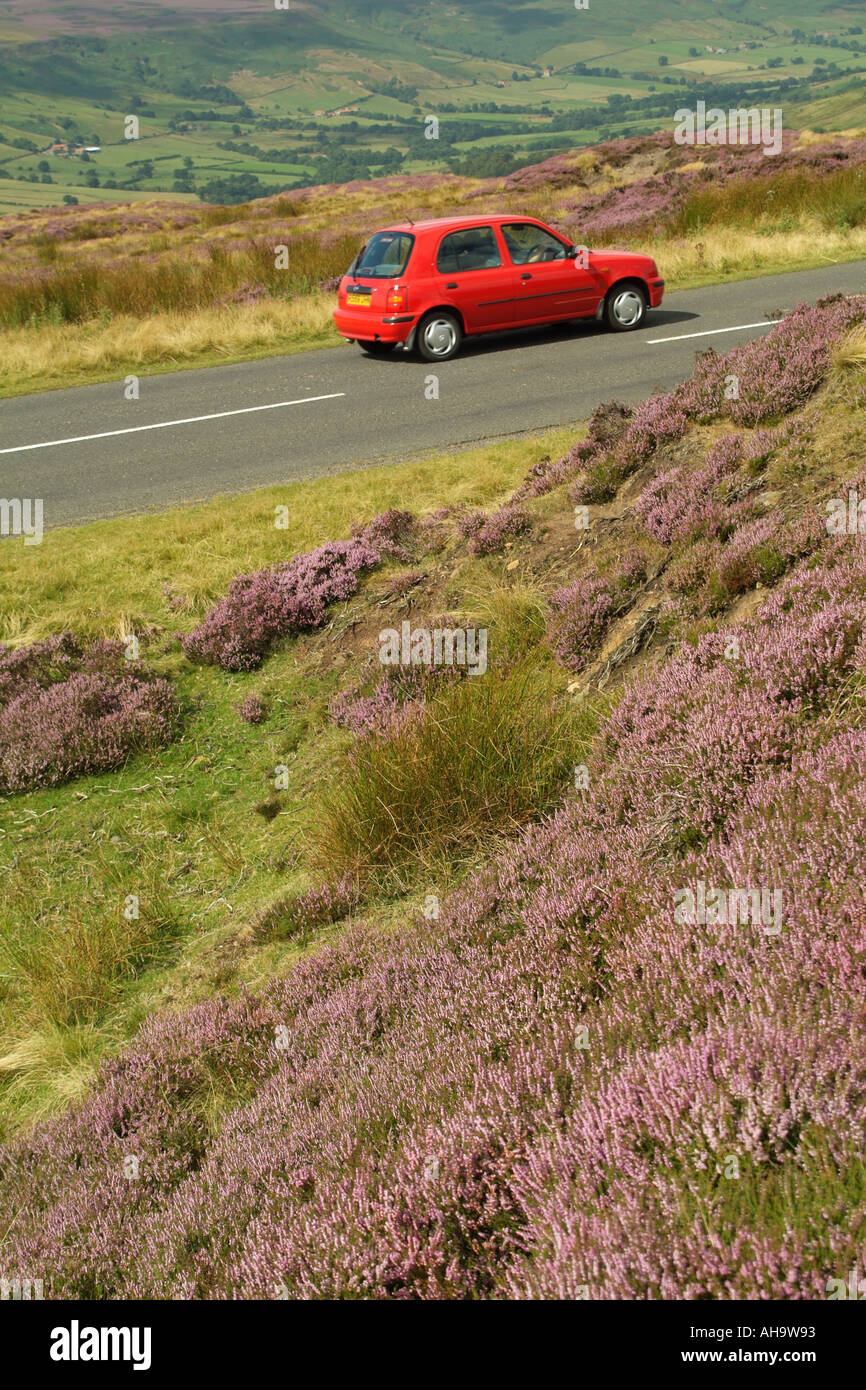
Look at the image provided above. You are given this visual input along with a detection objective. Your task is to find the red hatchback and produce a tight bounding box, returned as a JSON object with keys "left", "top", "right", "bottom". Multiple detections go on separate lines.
{"left": 333, "top": 214, "right": 664, "bottom": 361}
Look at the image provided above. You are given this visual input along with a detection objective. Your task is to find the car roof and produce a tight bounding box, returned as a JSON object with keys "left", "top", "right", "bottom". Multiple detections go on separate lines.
{"left": 380, "top": 215, "right": 549, "bottom": 234}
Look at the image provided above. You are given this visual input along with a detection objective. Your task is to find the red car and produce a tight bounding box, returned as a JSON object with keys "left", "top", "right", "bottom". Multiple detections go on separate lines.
{"left": 333, "top": 214, "right": 664, "bottom": 361}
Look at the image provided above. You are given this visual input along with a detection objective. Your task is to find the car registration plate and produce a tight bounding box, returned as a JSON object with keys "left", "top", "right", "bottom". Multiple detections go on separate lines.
{"left": 346, "top": 292, "right": 371, "bottom": 306}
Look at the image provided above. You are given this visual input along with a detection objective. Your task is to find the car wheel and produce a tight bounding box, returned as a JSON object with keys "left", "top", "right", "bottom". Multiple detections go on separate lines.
{"left": 417, "top": 311, "right": 462, "bottom": 362}
{"left": 359, "top": 340, "right": 396, "bottom": 356}
{"left": 604, "top": 283, "right": 647, "bottom": 332}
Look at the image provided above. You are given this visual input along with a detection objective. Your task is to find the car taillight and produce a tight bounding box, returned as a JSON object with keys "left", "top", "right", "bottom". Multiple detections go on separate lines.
{"left": 387, "top": 286, "right": 408, "bottom": 313}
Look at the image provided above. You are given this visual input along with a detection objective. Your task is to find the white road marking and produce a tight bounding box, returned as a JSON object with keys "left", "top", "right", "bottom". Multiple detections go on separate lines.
{"left": 0, "top": 392, "right": 346, "bottom": 456}
{"left": 647, "top": 320, "right": 778, "bottom": 344}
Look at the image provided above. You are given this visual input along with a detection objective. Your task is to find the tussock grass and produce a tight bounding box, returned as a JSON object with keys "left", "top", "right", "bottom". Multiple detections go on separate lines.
{"left": 0, "top": 232, "right": 358, "bottom": 327}
{"left": 0, "top": 856, "right": 183, "bottom": 1032}
{"left": 311, "top": 662, "right": 597, "bottom": 886}
{"left": 637, "top": 220, "right": 866, "bottom": 289}
{"left": 832, "top": 322, "right": 866, "bottom": 373}
{"left": 0, "top": 1025, "right": 109, "bottom": 1129}
{"left": 459, "top": 571, "right": 549, "bottom": 660}
{"left": 0, "top": 293, "right": 339, "bottom": 394}
{"left": 670, "top": 164, "right": 866, "bottom": 237}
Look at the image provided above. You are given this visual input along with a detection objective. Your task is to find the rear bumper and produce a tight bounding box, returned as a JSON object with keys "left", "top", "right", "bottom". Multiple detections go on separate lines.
{"left": 333, "top": 306, "right": 417, "bottom": 344}
{"left": 650, "top": 279, "right": 665, "bottom": 308}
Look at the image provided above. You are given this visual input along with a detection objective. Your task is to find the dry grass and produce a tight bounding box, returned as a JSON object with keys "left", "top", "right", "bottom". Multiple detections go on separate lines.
{"left": 832, "top": 322, "right": 866, "bottom": 372}
{"left": 0, "top": 293, "right": 339, "bottom": 394}
{"left": 644, "top": 221, "right": 866, "bottom": 290}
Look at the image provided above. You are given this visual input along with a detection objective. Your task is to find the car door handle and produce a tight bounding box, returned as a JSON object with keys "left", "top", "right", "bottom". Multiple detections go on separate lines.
{"left": 520, "top": 272, "right": 532, "bottom": 280}
{"left": 446, "top": 282, "right": 458, "bottom": 289}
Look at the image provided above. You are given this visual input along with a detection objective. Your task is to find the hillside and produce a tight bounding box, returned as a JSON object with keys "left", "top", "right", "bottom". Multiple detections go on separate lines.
{"left": 0, "top": 0, "right": 865, "bottom": 214}
{"left": 1, "top": 292, "right": 865, "bottom": 1297}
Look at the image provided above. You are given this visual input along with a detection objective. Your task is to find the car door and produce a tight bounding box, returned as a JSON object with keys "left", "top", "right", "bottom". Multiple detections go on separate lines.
{"left": 500, "top": 221, "right": 596, "bottom": 325}
{"left": 433, "top": 226, "right": 517, "bottom": 332}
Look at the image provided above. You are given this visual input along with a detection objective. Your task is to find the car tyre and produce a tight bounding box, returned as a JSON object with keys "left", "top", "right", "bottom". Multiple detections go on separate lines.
{"left": 359, "top": 340, "right": 396, "bottom": 356}
{"left": 603, "top": 282, "right": 647, "bottom": 332}
{"left": 417, "top": 311, "right": 462, "bottom": 362}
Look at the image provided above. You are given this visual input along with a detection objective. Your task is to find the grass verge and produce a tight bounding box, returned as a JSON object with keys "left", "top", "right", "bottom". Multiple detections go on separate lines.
{"left": 0, "top": 425, "right": 576, "bottom": 1135}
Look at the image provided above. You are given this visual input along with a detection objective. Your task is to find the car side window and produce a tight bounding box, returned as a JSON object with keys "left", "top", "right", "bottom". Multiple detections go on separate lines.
{"left": 436, "top": 227, "right": 502, "bottom": 273}
{"left": 501, "top": 223, "right": 568, "bottom": 265}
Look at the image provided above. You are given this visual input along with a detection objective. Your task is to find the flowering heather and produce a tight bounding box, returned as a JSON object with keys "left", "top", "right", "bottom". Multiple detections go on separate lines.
{"left": 330, "top": 655, "right": 461, "bottom": 741}
{"left": 568, "top": 391, "right": 689, "bottom": 504}
{"left": 564, "top": 296, "right": 866, "bottom": 508}
{"left": 0, "top": 633, "right": 178, "bottom": 794}
{"left": 252, "top": 875, "right": 360, "bottom": 942}
{"left": 635, "top": 431, "right": 779, "bottom": 545}
{"left": 238, "top": 694, "right": 268, "bottom": 725}
{"left": 464, "top": 504, "right": 532, "bottom": 557}
{"left": 680, "top": 294, "right": 866, "bottom": 427}
{"left": 4, "top": 528, "right": 865, "bottom": 1298}
{"left": 512, "top": 401, "right": 632, "bottom": 502}
{"left": 546, "top": 556, "right": 645, "bottom": 674}
{"left": 668, "top": 508, "right": 826, "bottom": 614}
{"left": 350, "top": 508, "right": 416, "bottom": 563}
{"left": 330, "top": 678, "right": 420, "bottom": 741}
{"left": 182, "top": 512, "right": 414, "bottom": 672}
{"left": 547, "top": 573, "right": 614, "bottom": 672}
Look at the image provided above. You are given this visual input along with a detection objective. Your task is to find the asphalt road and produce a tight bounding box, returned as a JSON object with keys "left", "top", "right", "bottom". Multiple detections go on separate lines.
{"left": 2, "top": 261, "right": 864, "bottom": 528}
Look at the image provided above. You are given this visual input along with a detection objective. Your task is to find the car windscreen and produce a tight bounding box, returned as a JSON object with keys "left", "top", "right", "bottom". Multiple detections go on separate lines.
{"left": 351, "top": 231, "right": 414, "bottom": 279}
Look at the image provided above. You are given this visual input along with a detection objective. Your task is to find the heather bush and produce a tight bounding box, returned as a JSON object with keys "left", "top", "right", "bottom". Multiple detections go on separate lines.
{"left": 351, "top": 508, "right": 416, "bottom": 563}
{"left": 238, "top": 694, "right": 268, "bottom": 725}
{"left": 0, "top": 634, "right": 178, "bottom": 794}
{"left": 636, "top": 433, "right": 755, "bottom": 545}
{"left": 330, "top": 658, "right": 460, "bottom": 741}
{"left": 182, "top": 512, "right": 414, "bottom": 671}
{"left": 1, "top": 544, "right": 865, "bottom": 1297}
{"left": 330, "top": 678, "right": 410, "bottom": 740}
{"left": 251, "top": 876, "right": 360, "bottom": 942}
{"left": 455, "top": 504, "right": 532, "bottom": 556}
{"left": 568, "top": 297, "right": 866, "bottom": 511}
{"left": 546, "top": 556, "right": 645, "bottom": 674}
{"left": 512, "top": 401, "right": 632, "bottom": 502}
{"left": 680, "top": 295, "right": 866, "bottom": 427}
{"left": 669, "top": 508, "right": 826, "bottom": 615}
{"left": 455, "top": 509, "right": 486, "bottom": 539}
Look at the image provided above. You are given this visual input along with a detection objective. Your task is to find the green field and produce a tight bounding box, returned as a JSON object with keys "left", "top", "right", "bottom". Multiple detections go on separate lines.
{"left": 0, "top": 0, "right": 864, "bottom": 212}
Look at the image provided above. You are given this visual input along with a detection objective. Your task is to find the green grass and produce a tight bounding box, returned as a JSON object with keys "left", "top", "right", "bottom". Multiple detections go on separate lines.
{"left": 0, "top": 425, "right": 578, "bottom": 1134}
{"left": 0, "top": 0, "right": 864, "bottom": 214}
{"left": 312, "top": 660, "right": 598, "bottom": 887}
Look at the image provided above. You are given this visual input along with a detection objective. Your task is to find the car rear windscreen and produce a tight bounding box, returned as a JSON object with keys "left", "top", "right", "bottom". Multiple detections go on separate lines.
{"left": 352, "top": 231, "right": 414, "bottom": 278}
